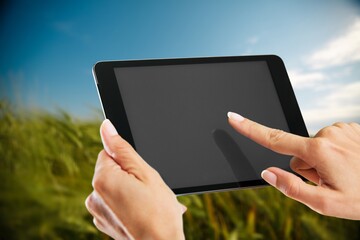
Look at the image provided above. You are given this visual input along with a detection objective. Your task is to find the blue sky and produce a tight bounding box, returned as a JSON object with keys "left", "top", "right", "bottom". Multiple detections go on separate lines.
{"left": 1, "top": 0, "right": 360, "bottom": 133}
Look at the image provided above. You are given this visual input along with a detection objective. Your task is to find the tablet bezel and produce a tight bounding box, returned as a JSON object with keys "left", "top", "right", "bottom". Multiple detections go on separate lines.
{"left": 93, "top": 55, "right": 308, "bottom": 195}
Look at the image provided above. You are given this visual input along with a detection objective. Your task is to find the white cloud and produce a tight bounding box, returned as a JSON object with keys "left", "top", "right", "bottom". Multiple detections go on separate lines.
{"left": 288, "top": 19, "right": 360, "bottom": 134}
{"left": 325, "top": 82, "right": 360, "bottom": 106}
{"left": 288, "top": 70, "right": 326, "bottom": 89}
{"left": 307, "top": 18, "right": 360, "bottom": 69}
{"left": 302, "top": 81, "right": 360, "bottom": 133}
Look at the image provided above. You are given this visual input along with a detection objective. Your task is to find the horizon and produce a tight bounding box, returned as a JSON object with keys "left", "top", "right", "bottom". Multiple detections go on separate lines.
{"left": 1, "top": 0, "right": 360, "bottom": 134}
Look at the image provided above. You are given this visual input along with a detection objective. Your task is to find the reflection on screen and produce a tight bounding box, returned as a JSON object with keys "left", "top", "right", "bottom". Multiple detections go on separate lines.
{"left": 114, "top": 61, "right": 290, "bottom": 189}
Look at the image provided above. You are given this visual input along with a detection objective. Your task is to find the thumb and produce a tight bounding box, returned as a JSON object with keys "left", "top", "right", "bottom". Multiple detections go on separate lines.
{"left": 100, "top": 119, "right": 149, "bottom": 177}
{"left": 100, "top": 119, "right": 119, "bottom": 156}
{"left": 261, "top": 167, "right": 327, "bottom": 213}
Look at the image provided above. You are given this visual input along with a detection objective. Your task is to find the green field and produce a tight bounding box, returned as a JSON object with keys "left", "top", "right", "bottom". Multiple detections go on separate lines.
{"left": 1, "top": 101, "right": 359, "bottom": 239}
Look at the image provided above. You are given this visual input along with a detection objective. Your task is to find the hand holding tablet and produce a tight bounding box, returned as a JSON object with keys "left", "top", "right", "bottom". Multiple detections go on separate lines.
{"left": 86, "top": 119, "right": 186, "bottom": 240}
{"left": 87, "top": 55, "right": 360, "bottom": 239}
{"left": 86, "top": 115, "right": 360, "bottom": 239}
{"left": 227, "top": 114, "right": 360, "bottom": 220}
{"left": 92, "top": 55, "right": 308, "bottom": 194}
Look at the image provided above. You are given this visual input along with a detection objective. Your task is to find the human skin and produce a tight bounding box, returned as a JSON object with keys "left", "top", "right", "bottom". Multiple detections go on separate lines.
{"left": 85, "top": 119, "right": 186, "bottom": 240}
{"left": 86, "top": 113, "right": 360, "bottom": 239}
{"left": 228, "top": 111, "right": 360, "bottom": 220}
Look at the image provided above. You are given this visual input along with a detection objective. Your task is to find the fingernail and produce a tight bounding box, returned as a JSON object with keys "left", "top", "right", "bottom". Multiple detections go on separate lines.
{"left": 103, "top": 119, "right": 118, "bottom": 136}
{"left": 261, "top": 170, "right": 277, "bottom": 187}
{"left": 227, "top": 112, "right": 244, "bottom": 122}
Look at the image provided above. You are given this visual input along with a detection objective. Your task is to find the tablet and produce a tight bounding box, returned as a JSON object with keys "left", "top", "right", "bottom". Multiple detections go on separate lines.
{"left": 93, "top": 55, "right": 308, "bottom": 195}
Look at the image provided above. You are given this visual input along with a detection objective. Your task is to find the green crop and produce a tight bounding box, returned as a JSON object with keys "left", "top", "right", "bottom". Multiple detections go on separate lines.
{"left": 0, "top": 101, "right": 359, "bottom": 239}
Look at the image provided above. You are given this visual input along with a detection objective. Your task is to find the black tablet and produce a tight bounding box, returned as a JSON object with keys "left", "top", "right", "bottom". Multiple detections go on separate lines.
{"left": 93, "top": 55, "right": 308, "bottom": 195}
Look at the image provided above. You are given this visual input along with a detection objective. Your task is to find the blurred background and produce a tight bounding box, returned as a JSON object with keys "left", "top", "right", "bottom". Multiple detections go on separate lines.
{"left": 1, "top": 0, "right": 360, "bottom": 239}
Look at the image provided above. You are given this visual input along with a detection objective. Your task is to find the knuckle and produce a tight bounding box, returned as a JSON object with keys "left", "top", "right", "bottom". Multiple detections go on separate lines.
{"left": 151, "top": 167, "right": 163, "bottom": 181}
{"left": 309, "top": 137, "right": 333, "bottom": 159}
{"left": 311, "top": 136, "right": 329, "bottom": 149}
{"left": 349, "top": 122, "right": 356, "bottom": 127}
{"left": 308, "top": 138, "right": 326, "bottom": 160}
{"left": 283, "top": 180, "right": 300, "bottom": 198}
{"left": 267, "top": 129, "right": 286, "bottom": 149}
{"left": 148, "top": 166, "right": 159, "bottom": 176}
{"left": 111, "top": 139, "right": 134, "bottom": 159}
{"left": 333, "top": 122, "right": 346, "bottom": 128}
{"left": 92, "top": 176, "right": 107, "bottom": 193}
{"left": 314, "top": 196, "right": 331, "bottom": 215}
{"left": 316, "top": 125, "right": 338, "bottom": 138}
{"left": 349, "top": 122, "right": 360, "bottom": 129}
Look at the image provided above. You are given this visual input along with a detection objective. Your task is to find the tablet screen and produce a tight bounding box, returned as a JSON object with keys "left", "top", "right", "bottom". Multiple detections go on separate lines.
{"left": 114, "top": 61, "right": 291, "bottom": 190}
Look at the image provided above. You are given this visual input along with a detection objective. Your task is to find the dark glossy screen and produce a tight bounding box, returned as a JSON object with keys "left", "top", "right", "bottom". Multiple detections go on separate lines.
{"left": 114, "top": 61, "right": 290, "bottom": 189}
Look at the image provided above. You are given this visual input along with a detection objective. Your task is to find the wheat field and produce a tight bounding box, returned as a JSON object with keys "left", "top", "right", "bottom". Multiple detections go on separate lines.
{"left": 0, "top": 101, "right": 359, "bottom": 239}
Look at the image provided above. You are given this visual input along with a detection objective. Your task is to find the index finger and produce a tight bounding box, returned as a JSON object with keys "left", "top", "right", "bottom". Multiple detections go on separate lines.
{"left": 227, "top": 112, "right": 310, "bottom": 161}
